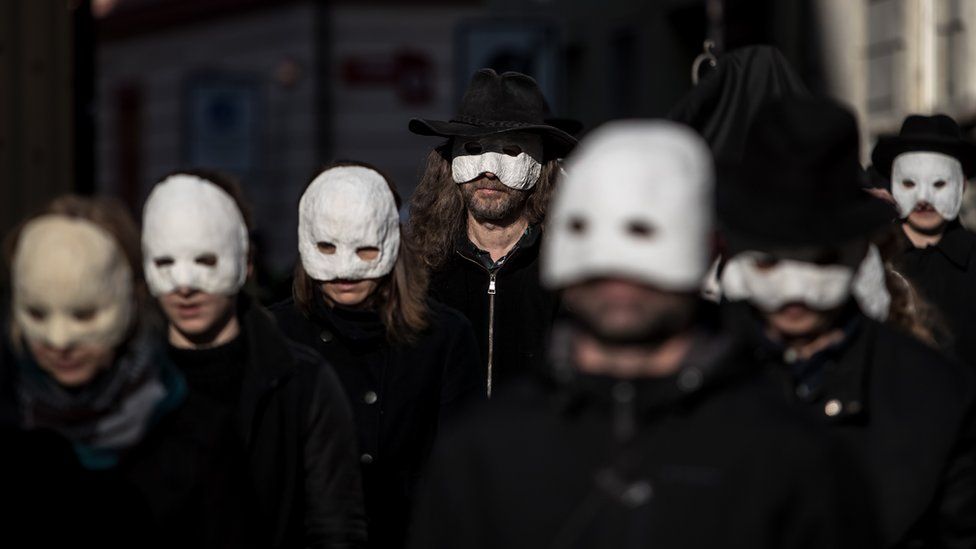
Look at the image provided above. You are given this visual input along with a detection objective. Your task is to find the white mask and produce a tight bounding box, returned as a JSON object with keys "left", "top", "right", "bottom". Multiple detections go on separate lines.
{"left": 298, "top": 165, "right": 400, "bottom": 281}
{"left": 13, "top": 216, "right": 134, "bottom": 349}
{"left": 451, "top": 133, "right": 543, "bottom": 190}
{"left": 142, "top": 175, "right": 249, "bottom": 296}
{"left": 851, "top": 245, "right": 891, "bottom": 321}
{"left": 542, "top": 120, "right": 713, "bottom": 291}
{"left": 891, "top": 151, "right": 965, "bottom": 220}
{"left": 720, "top": 251, "right": 859, "bottom": 312}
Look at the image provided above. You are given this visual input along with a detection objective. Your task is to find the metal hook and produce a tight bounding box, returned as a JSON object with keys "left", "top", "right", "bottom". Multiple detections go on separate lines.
{"left": 691, "top": 40, "right": 718, "bottom": 85}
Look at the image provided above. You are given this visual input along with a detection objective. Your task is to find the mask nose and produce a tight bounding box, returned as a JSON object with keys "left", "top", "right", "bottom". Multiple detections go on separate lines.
{"left": 44, "top": 315, "right": 75, "bottom": 350}
{"left": 170, "top": 261, "right": 197, "bottom": 290}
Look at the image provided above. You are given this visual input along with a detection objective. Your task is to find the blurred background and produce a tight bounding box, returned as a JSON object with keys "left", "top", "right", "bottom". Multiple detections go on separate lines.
{"left": 1, "top": 0, "right": 974, "bottom": 296}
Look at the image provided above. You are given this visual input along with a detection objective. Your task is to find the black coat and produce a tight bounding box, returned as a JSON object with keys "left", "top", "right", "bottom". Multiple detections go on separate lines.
{"left": 271, "top": 296, "right": 482, "bottom": 549}
{"left": 729, "top": 303, "right": 976, "bottom": 547}
{"left": 429, "top": 227, "right": 559, "bottom": 396}
{"left": 231, "top": 300, "right": 367, "bottom": 549}
{"left": 893, "top": 221, "right": 976, "bottom": 369}
{"left": 409, "top": 319, "right": 878, "bottom": 549}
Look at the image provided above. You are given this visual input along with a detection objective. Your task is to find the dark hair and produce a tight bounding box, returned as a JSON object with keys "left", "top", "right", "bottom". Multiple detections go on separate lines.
{"left": 292, "top": 161, "right": 430, "bottom": 344}
{"left": 407, "top": 140, "right": 560, "bottom": 271}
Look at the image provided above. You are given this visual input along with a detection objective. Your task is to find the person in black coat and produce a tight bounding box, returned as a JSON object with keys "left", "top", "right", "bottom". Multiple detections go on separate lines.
{"left": 141, "top": 171, "right": 366, "bottom": 549}
{"left": 715, "top": 97, "right": 976, "bottom": 547}
{"left": 272, "top": 161, "right": 481, "bottom": 549}
{"left": 1, "top": 195, "right": 255, "bottom": 548}
{"left": 870, "top": 114, "right": 976, "bottom": 368}
{"left": 407, "top": 69, "right": 577, "bottom": 395}
{"left": 409, "top": 120, "right": 878, "bottom": 549}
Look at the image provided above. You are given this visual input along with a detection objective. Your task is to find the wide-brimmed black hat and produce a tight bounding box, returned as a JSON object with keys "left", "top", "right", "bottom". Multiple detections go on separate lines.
{"left": 409, "top": 68, "right": 577, "bottom": 157}
{"left": 871, "top": 114, "right": 976, "bottom": 179}
{"left": 717, "top": 97, "right": 895, "bottom": 247}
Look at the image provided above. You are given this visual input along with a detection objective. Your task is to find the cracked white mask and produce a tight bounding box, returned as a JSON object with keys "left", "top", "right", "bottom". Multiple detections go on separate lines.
{"left": 13, "top": 216, "right": 134, "bottom": 349}
{"left": 142, "top": 175, "right": 249, "bottom": 297}
{"left": 298, "top": 165, "right": 400, "bottom": 281}
{"left": 451, "top": 133, "right": 544, "bottom": 191}
{"left": 542, "top": 120, "right": 714, "bottom": 291}
{"left": 891, "top": 151, "right": 965, "bottom": 220}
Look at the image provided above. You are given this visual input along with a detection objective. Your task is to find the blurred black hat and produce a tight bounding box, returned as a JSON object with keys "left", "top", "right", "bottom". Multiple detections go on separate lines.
{"left": 409, "top": 68, "right": 577, "bottom": 157}
{"left": 871, "top": 114, "right": 976, "bottom": 179}
{"left": 717, "top": 97, "right": 895, "bottom": 247}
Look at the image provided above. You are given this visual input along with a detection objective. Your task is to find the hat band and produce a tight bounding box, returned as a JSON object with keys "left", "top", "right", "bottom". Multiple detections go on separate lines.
{"left": 451, "top": 115, "right": 544, "bottom": 129}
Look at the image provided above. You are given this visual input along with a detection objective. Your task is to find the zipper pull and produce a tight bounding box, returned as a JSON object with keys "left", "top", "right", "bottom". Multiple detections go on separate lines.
{"left": 488, "top": 274, "right": 497, "bottom": 295}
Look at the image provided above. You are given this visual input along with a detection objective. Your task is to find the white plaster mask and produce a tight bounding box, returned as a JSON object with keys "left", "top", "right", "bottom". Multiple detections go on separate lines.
{"left": 542, "top": 120, "right": 714, "bottom": 291}
{"left": 451, "top": 132, "right": 544, "bottom": 191}
{"left": 298, "top": 165, "right": 400, "bottom": 281}
{"left": 142, "top": 175, "right": 249, "bottom": 296}
{"left": 891, "top": 151, "right": 965, "bottom": 220}
{"left": 13, "top": 216, "right": 134, "bottom": 349}
{"left": 720, "top": 244, "right": 869, "bottom": 312}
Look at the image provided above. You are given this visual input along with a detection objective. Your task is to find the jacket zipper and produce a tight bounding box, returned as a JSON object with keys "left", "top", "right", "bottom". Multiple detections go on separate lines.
{"left": 487, "top": 273, "right": 497, "bottom": 398}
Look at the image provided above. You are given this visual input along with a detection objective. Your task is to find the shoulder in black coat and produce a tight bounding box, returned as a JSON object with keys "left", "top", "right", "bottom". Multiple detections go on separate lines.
{"left": 270, "top": 296, "right": 482, "bottom": 549}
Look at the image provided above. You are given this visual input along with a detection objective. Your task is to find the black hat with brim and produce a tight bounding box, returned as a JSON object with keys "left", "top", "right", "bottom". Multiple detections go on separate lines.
{"left": 409, "top": 68, "right": 578, "bottom": 158}
{"left": 717, "top": 97, "right": 897, "bottom": 248}
{"left": 871, "top": 114, "right": 976, "bottom": 179}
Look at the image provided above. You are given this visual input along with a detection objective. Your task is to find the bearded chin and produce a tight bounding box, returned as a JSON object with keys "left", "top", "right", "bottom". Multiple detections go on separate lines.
{"left": 461, "top": 183, "right": 528, "bottom": 223}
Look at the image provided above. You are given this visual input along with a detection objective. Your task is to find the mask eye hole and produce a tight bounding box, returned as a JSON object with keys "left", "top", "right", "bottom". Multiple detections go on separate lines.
{"left": 902, "top": 179, "right": 916, "bottom": 189}
{"left": 502, "top": 145, "right": 522, "bottom": 157}
{"left": 317, "top": 242, "right": 337, "bottom": 255}
{"left": 26, "top": 306, "right": 47, "bottom": 321}
{"left": 934, "top": 179, "right": 947, "bottom": 189}
{"left": 154, "top": 257, "right": 174, "bottom": 268}
{"left": 356, "top": 246, "right": 380, "bottom": 261}
{"left": 626, "top": 220, "right": 655, "bottom": 239}
{"left": 753, "top": 255, "right": 779, "bottom": 271}
{"left": 463, "top": 142, "right": 483, "bottom": 155}
{"left": 73, "top": 308, "right": 97, "bottom": 322}
{"left": 567, "top": 217, "right": 587, "bottom": 234}
{"left": 194, "top": 254, "right": 218, "bottom": 267}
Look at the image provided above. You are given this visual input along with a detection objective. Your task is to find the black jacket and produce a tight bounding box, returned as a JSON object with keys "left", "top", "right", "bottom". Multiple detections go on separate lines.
{"left": 730, "top": 302, "right": 976, "bottom": 548}
{"left": 429, "top": 226, "right": 559, "bottom": 396}
{"left": 271, "top": 296, "right": 481, "bottom": 549}
{"left": 409, "top": 318, "right": 878, "bottom": 549}
{"left": 893, "top": 221, "right": 976, "bottom": 369}
{"left": 212, "top": 299, "right": 367, "bottom": 549}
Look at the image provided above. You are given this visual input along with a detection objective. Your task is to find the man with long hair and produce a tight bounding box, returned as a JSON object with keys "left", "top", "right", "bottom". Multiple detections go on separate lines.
{"left": 407, "top": 68, "right": 576, "bottom": 396}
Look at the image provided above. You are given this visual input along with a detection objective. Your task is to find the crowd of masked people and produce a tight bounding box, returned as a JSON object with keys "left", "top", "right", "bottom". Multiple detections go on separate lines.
{"left": 3, "top": 45, "right": 976, "bottom": 548}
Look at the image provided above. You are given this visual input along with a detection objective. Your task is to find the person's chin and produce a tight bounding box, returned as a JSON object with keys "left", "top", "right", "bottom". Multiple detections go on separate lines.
{"left": 907, "top": 211, "right": 948, "bottom": 232}
{"left": 174, "top": 316, "right": 216, "bottom": 336}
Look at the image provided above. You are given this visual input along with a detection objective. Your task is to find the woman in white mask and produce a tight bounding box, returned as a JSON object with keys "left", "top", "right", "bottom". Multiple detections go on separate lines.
{"left": 271, "top": 161, "right": 481, "bottom": 549}
{"left": 142, "top": 170, "right": 366, "bottom": 549}
{"left": 1, "top": 195, "right": 253, "bottom": 547}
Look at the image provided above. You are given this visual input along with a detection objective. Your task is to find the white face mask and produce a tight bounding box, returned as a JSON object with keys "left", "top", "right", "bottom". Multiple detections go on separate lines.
{"left": 850, "top": 245, "right": 891, "bottom": 321}
{"left": 542, "top": 120, "right": 713, "bottom": 291}
{"left": 891, "top": 151, "right": 965, "bottom": 220}
{"left": 451, "top": 133, "right": 543, "bottom": 191}
{"left": 720, "top": 248, "right": 862, "bottom": 312}
{"left": 13, "top": 216, "right": 134, "bottom": 349}
{"left": 298, "top": 165, "right": 400, "bottom": 281}
{"left": 142, "top": 175, "right": 249, "bottom": 297}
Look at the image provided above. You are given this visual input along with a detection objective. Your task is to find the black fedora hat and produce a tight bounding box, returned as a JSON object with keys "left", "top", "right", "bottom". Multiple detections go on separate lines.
{"left": 717, "top": 97, "right": 895, "bottom": 247}
{"left": 409, "top": 68, "right": 577, "bottom": 157}
{"left": 871, "top": 114, "right": 976, "bottom": 178}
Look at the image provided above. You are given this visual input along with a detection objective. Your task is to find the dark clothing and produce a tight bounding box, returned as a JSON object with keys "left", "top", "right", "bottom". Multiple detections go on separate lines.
{"left": 172, "top": 298, "right": 367, "bottom": 549}
{"left": 271, "top": 296, "right": 481, "bottom": 549}
{"left": 409, "top": 317, "right": 878, "bottom": 549}
{"left": 893, "top": 220, "right": 976, "bottom": 368}
{"left": 430, "top": 224, "right": 559, "bottom": 396}
{"left": 167, "top": 332, "right": 246, "bottom": 409}
{"left": 730, "top": 302, "right": 976, "bottom": 547}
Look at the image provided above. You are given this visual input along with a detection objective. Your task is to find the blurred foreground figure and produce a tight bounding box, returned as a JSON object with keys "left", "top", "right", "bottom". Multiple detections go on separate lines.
{"left": 719, "top": 98, "right": 976, "bottom": 547}
{"left": 409, "top": 121, "right": 876, "bottom": 549}
{"left": 1, "top": 196, "right": 253, "bottom": 548}
{"left": 872, "top": 114, "right": 976, "bottom": 368}
{"left": 142, "top": 172, "right": 366, "bottom": 549}
{"left": 408, "top": 69, "right": 577, "bottom": 395}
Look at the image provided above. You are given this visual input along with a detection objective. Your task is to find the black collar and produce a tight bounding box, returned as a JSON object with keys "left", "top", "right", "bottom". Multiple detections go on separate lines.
{"left": 903, "top": 219, "right": 976, "bottom": 270}
{"left": 456, "top": 223, "right": 541, "bottom": 271}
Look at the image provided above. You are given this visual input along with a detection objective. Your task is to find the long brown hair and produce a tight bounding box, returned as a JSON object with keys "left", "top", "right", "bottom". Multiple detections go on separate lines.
{"left": 292, "top": 161, "right": 430, "bottom": 344}
{"left": 407, "top": 140, "right": 561, "bottom": 271}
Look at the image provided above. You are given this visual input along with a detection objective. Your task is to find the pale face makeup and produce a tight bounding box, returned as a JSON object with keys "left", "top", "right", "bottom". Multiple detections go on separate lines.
{"left": 142, "top": 175, "right": 249, "bottom": 297}
{"left": 891, "top": 151, "right": 965, "bottom": 223}
{"left": 451, "top": 133, "right": 544, "bottom": 191}
{"left": 12, "top": 216, "right": 134, "bottom": 386}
